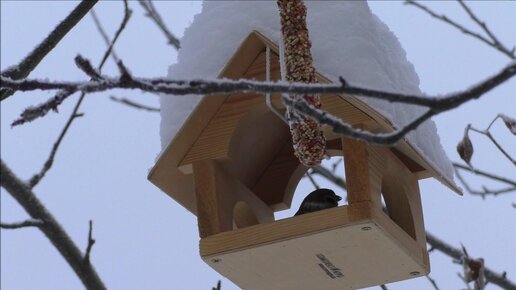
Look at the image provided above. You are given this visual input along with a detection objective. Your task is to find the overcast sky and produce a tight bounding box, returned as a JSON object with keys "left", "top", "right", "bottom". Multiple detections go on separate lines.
{"left": 1, "top": 1, "right": 515, "bottom": 290}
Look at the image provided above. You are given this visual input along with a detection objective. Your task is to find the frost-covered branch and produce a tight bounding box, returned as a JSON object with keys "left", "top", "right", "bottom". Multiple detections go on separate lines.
{"left": 138, "top": 0, "right": 180, "bottom": 49}
{"left": 0, "top": 0, "right": 99, "bottom": 101}
{"left": 284, "top": 97, "right": 435, "bottom": 145}
{"left": 0, "top": 160, "right": 106, "bottom": 290}
{"left": 405, "top": 0, "right": 515, "bottom": 60}
{"left": 3, "top": 57, "right": 515, "bottom": 141}
{"left": 1, "top": 219, "right": 44, "bottom": 229}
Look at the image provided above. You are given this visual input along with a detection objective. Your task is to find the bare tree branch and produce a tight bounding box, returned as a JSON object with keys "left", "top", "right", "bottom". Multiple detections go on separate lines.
{"left": 109, "top": 96, "right": 160, "bottom": 112}
{"left": 0, "top": 0, "right": 99, "bottom": 101}
{"left": 28, "top": 110, "right": 84, "bottom": 188}
{"left": 0, "top": 160, "right": 106, "bottom": 290}
{"left": 452, "top": 114, "right": 516, "bottom": 199}
{"left": 304, "top": 172, "right": 320, "bottom": 189}
{"left": 454, "top": 166, "right": 515, "bottom": 198}
{"left": 90, "top": 10, "right": 120, "bottom": 62}
{"left": 310, "top": 166, "right": 346, "bottom": 190}
{"left": 1, "top": 219, "right": 44, "bottom": 229}
{"left": 27, "top": 1, "right": 133, "bottom": 188}
{"left": 138, "top": 0, "right": 180, "bottom": 49}
{"left": 405, "top": 0, "right": 515, "bottom": 60}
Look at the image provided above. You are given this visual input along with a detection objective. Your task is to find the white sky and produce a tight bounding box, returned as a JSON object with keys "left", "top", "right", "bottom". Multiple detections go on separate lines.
{"left": 1, "top": 1, "right": 515, "bottom": 290}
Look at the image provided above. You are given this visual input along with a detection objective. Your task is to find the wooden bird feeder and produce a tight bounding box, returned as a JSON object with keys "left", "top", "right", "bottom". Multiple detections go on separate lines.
{"left": 148, "top": 31, "right": 460, "bottom": 289}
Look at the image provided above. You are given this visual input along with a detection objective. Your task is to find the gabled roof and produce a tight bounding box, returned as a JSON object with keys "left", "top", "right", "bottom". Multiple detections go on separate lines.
{"left": 148, "top": 31, "right": 460, "bottom": 215}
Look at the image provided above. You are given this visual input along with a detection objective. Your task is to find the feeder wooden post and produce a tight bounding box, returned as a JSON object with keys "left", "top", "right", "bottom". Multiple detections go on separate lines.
{"left": 342, "top": 137, "right": 383, "bottom": 210}
{"left": 342, "top": 137, "right": 427, "bottom": 252}
{"left": 193, "top": 160, "right": 233, "bottom": 238}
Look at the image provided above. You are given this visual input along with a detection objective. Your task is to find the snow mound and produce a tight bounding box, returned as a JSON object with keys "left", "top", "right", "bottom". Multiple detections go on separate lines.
{"left": 160, "top": 1, "right": 456, "bottom": 186}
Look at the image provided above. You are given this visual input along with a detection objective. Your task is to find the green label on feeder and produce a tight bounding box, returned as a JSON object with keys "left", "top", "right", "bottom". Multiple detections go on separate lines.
{"left": 316, "top": 253, "right": 344, "bottom": 279}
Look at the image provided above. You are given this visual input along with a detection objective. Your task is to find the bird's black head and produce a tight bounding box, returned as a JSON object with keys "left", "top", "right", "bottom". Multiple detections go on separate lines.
{"left": 315, "top": 188, "right": 342, "bottom": 206}
{"left": 295, "top": 188, "right": 342, "bottom": 216}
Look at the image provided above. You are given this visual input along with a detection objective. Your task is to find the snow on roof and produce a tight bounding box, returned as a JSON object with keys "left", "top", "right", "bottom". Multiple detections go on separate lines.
{"left": 160, "top": 1, "right": 457, "bottom": 188}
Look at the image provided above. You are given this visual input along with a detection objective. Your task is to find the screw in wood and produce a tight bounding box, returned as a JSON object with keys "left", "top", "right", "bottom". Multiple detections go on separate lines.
{"left": 211, "top": 258, "right": 221, "bottom": 263}
{"left": 361, "top": 226, "right": 372, "bottom": 231}
{"left": 410, "top": 271, "right": 420, "bottom": 276}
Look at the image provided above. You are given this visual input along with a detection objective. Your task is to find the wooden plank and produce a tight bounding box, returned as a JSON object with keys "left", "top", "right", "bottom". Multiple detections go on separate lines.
{"left": 201, "top": 202, "right": 428, "bottom": 290}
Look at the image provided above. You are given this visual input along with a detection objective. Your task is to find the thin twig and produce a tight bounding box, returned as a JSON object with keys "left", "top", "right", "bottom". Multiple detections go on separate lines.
{"left": 0, "top": 0, "right": 99, "bottom": 101}
{"left": 426, "top": 275, "right": 441, "bottom": 290}
{"left": 457, "top": 0, "right": 515, "bottom": 59}
{"left": 28, "top": 111, "right": 84, "bottom": 188}
{"left": 212, "top": 280, "right": 221, "bottom": 290}
{"left": 138, "top": 0, "right": 180, "bottom": 49}
{"left": 84, "top": 220, "right": 95, "bottom": 264}
{"left": 457, "top": 170, "right": 514, "bottom": 197}
{"left": 28, "top": 0, "right": 132, "bottom": 188}
{"left": 453, "top": 163, "right": 516, "bottom": 187}
{"left": 90, "top": 10, "right": 120, "bottom": 62}
{"left": 331, "top": 158, "right": 342, "bottom": 174}
{"left": 304, "top": 172, "right": 320, "bottom": 189}
{"left": 455, "top": 167, "right": 515, "bottom": 198}
{"left": 405, "top": 0, "right": 515, "bottom": 59}
{"left": 468, "top": 126, "right": 515, "bottom": 165}
{"left": 1, "top": 160, "right": 106, "bottom": 290}
{"left": 1, "top": 219, "right": 44, "bottom": 229}
{"left": 110, "top": 96, "right": 160, "bottom": 112}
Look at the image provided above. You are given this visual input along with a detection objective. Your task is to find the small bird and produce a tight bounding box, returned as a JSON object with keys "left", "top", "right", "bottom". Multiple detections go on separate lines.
{"left": 295, "top": 188, "right": 342, "bottom": 216}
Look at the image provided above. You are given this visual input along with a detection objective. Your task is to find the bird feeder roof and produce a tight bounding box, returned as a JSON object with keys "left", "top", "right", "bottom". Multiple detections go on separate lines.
{"left": 148, "top": 31, "right": 461, "bottom": 215}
